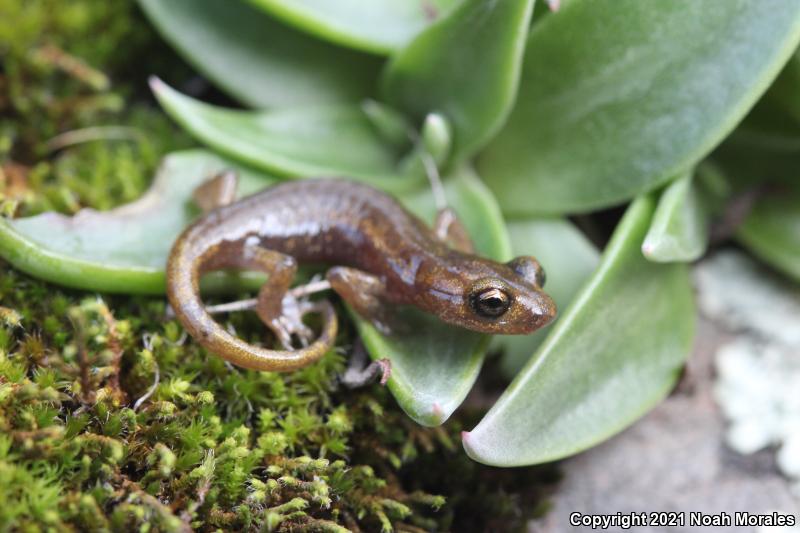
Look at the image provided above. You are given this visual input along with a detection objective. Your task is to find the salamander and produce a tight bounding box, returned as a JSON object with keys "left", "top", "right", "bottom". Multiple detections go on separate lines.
{"left": 166, "top": 177, "right": 556, "bottom": 373}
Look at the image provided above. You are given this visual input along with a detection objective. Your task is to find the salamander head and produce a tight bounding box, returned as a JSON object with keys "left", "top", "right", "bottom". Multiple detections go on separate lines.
{"left": 420, "top": 255, "right": 557, "bottom": 335}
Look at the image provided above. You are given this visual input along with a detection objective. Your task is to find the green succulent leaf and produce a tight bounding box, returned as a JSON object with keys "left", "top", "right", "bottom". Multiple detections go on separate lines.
{"left": 247, "top": 0, "right": 460, "bottom": 54}
{"left": 642, "top": 172, "right": 709, "bottom": 263}
{"left": 495, "top": 217, "right": 599, "bottom": 379}
{"left": 382, "top": 0, "right": 534, "bottom": 164}
{"left": 463, "top": 195, "right": 694, "bottom": 466}
{"left": 0, "top": 150, "right": 275, "bottom": 294}
{"left": 356, "top": 167, "right": 512, "bottom": 426}
{"left": 479, "top": 0, "right": 800, "bottom": 215}
{"left": 138, "top": 0, "right": 381, "bottom": 108}
{"left": 151, "top": 78, "right": 425, "bottom": 193}
{"left": 737, "top": 183, "right": 800, "bottom": 282}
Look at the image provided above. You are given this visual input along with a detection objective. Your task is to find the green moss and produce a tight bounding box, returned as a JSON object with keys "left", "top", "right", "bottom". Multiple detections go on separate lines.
{"left": 1, "top": 0, "right": 193, "bottom": 218}
{"left": 0, "top": 266, "right": 555, "bottom": 531}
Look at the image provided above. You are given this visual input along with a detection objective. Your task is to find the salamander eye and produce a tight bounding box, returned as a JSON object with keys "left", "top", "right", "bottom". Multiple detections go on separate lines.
{"left": 470, "top": 287, "right": 511, "bottom": 318}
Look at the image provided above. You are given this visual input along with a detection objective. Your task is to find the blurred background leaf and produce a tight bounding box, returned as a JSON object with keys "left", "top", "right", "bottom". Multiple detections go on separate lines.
{"left": 736, "top": 183, "right": 800, "bottom": 282}
{"left": 478, "top": 0, "right": 800, "bottom": 215}
{"left": 151, "top": 78, "right": 425, "bottom": 192}
{"left": 138, "top": 0, "right": 382, "bottom": 108}
{"left": 382, "top": 0, "right": 534, "bottom": 164}
{"left": 247, "top": 0, "right": 460, "bottom": 54}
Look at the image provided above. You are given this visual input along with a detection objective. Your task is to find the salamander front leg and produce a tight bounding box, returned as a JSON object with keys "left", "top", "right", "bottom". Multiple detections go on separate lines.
{"left": 327, "top": 266, "right": 392, "bottom": 386}
{"left": 434, "top": 207, "right": 474, "bottom": 253}
{"left": 340, "top": 340, "right": 392, "bottom": 389}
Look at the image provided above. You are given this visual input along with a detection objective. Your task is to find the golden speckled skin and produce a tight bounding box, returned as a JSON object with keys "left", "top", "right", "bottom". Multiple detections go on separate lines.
{"left": 166, "top": 179, "right": 556, "bottom": 372}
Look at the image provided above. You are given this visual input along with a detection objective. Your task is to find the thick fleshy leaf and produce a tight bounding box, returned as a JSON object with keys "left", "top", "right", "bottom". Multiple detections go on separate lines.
{"left": 151, "top": 78, "right": 425, "bottom": 193}
{"left": 247, "top": 0, "right": 460, "bottom": 54}
{"left": 737, "top": 184, "right": 800, "bottom": 282}
{"left": 642, "top": 172, "right": 709, "bottom": 263}
{"left": 355, "top": 168, "right": 512, "bottom": 426}
{"left": 463, "top": 195, "right": 695, "bottom": 466}
{"left": 495, "top": 218, "right": 599, "bottom": 378}
{"left": 138, "top": 0, "right": 381, "bottom": 108}
{"left": 381, "top": 0, "right": 534, "bottom": 163}
{"left": 0, "top": 150, "right": 275, "bottom": 294}
{"left": 479, "top": 0, "right": 800, "bottom": 215}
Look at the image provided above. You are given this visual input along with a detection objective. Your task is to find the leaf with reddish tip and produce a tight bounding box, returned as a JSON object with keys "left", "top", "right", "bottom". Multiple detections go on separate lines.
{"left": 463, "top": 195, "right": 694, "bottom": 465}
{"left": 642, "top": 172, "right": 709, "bottom": 263}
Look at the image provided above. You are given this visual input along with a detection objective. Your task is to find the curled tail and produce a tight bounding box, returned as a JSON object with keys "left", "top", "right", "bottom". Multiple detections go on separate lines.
{"left": 165, "top": 225, "right": 337, "bottom": 372}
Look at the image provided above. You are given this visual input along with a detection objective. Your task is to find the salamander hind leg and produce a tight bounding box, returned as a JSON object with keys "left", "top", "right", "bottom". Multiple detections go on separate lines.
{"left": 168, "top": 235, "right": 338, "bottom": 372}
{"left": 192, "top": 170, "right": 238, "bottom": 213}
{"left": 242, "top": 247, "right": 317, "bottom": 350}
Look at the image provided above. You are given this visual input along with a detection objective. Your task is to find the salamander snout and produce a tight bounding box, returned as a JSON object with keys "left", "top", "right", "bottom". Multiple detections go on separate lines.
{"left": 498, "top": 284, "right": 557, "bottom": 334}
{"left": 464, "top": 279, "right": 556, "bottom": 335}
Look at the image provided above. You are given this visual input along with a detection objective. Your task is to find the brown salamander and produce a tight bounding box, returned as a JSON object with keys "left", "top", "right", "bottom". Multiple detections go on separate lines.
{"left": 166, "top": 177, "right": 556, "bottom": 373}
